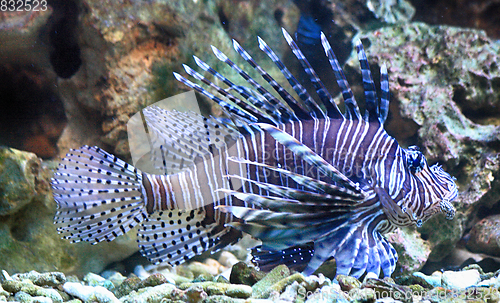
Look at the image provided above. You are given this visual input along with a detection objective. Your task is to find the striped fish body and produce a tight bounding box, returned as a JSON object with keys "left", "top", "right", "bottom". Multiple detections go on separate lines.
{"left": 52, "top": 28, "right": 458, "bottom": 278}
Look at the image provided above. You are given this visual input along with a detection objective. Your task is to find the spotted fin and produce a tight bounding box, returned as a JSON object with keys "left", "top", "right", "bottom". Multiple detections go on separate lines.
{"left": 52, "top": 146, "right": 147, "bottom": 243}
{"left": 137, "top": 209, "right": 213, "bottom": 266}
{"left": 251, "top": 244, "right": 315, "bottom": 272}
{"left": 137, "top": 209, "right": 242, "bottom": 266}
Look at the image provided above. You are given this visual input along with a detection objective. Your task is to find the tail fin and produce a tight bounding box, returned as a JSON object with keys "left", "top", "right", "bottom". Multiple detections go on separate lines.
{"left": 52, "top": 146, "right": 147, "bottom": 243}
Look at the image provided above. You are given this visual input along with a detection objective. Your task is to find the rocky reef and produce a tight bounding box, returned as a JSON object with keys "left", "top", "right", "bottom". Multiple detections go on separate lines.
{"left": 342, "top": 22, "right": 500, "bottom": 275}
{"left": 0, "top": 0, "right": 499, "bottom": 290}
{"left": 3, "top": 263, "right": 500, "bottom": 302}
{"left": 0, "top": 147, "right": 139, "bottom": 275}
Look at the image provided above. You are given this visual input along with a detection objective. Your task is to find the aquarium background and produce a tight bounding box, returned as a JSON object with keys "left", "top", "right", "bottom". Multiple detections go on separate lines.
{"left": 0, "top": 0, "right": 500, "bottom": 302}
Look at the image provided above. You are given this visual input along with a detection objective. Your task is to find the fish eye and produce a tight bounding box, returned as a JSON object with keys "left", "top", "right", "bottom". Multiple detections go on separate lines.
{"left": 407, "top": 146, "right": 425, "bottom": 174}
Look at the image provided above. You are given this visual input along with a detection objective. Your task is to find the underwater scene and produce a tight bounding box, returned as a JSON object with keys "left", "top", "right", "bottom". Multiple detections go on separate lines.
{"left": 1, "top": 0, "right": 500, "bottom": 302}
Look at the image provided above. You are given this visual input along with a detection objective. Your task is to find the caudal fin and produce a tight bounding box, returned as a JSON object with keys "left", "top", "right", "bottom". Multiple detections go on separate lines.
{"left": 52, "top": 146, "right": 147, "bottom": 243}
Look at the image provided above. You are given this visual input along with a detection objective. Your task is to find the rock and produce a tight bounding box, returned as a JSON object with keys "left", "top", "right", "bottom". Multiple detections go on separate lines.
{"left": 411, "top": 0, "right": 500, "bottom": 39}
{"left": 349, "top": 287, "right": 377, "bottom": 303}
{"left": 137, "top": 273, "right": 168, "bottom": 288}
{"left": 374, "top": 298, "right": 404, "bottom": 303}
{"left": 303, "top": 274, "right": 331, "bottom": 292}
{"left": 204, "top": 258, "right": 225, "bottom": 276}
{"left": 386, "top": 228, "right": 432, "bottom": 275}
{"left": 219, "top": 251, "right": 240, "bottom": 268}
{"left": 441, "top": 269, "right": 481, "bottom": 289}
{"left": 266, "top": 273, "right": 306, "bottom": 299}
{"left": 0, "top": 148, "right": 41, "bottom": 215}
{"left": 180, "top": 261, "right": 221, "bottom": 280}
{"left": 279, "top": 281, "right": 306, "bottom": 302}
{"left": 337, "top": 274, "right": 362, "bottom": 292}
{"left": 178, "top": 281, "right": 252, "bottom": 298}
{"left": 363, "top": 278, "right": 413, "bottom": 303}
{"left": 351, "top": 22, "right": 500, "bottom": 269}
{"left": 0, "top": 147, "right": 138, "bottom": 275}
{"left": 0, "top": 8, "right": 67, "bottom": 158}
{"left": 305, "top": 284, "right": 350, "bottom": 303}
{"left": 0, "top": 284, "right": 9, "bottom": 298}
{"left": 229, "top": 262, "right": 266, "bottom": 286}
{"left": 112, "top": 275, "right": 141, "bottom": 298}
{"left": 63, "top": 282, "right": 119, "bottom": 303}
{"left": 411, "top": 272, "right": 442, "bottom": 288}
{"left": 365, "top": 0, "right": 415, "bottom": 23}
{"left": 99, "top": 271, "right": 126, "bottom": 288}
{"left": 83, "top": 273, "right": 114, "bottom": 290}
{"left": 119, "top": 283, "right": 183, "bottom": 303}
{"left": 133, "top": 264, "right": 150, "bottom": 280}
{"left": 3, "top": 279, "right": 63, "bottom": 303}
{"left": 251, "top": 264, "right": 290, "bottom": 298}
{"left": 476, "top": 276, "right": 500, "bottom": 288}
{"left": 12, "top": 271, "right": 66, "bottom": 287}
{"left": 185, "top": 284, "right": 208, "bottom": 302}
{"left": 201, "top": 295, "right": 262, "bottom": 303}
{"left": 465, "top": 215, "right": 500, "bottom": 257}
{"left": 54, "top": 0, "right": 299, "bottom": 160}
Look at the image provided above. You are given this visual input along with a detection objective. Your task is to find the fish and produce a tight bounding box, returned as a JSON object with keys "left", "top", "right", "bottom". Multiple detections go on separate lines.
{"left": 51, "top": 28, "right": 458, "bottom": 278}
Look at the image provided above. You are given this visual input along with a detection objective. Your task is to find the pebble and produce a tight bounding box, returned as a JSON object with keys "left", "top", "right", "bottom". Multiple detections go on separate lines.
{"left": 413, "top": 271, "right": 442, "bottom": 288}
{"left": 137, "top": 273, "right": 169, "bottom": 288}
{"left": 251, "top": 264, "right": 290, "bottom": 298}
{"left": 119, "top": 283, "right": 181, "bottom": 303}
{"left": 83, "top": 273, "right": 114, "bottom": 290}
{"left": 375, "top": 298, "right": 404, "bottom": 303}
{"left": 100, "top": 271, "right": 126, "bottom": 287}
{"left": 476, "top": 275, "right": 500, "bottom": 287}
{"left": 219, "top": 251, "right": 240, "bottom": 268}
{"left": 185, "top": 284, "right": 208, "bottom": 302}
{"left": 112, "top": 275, "right": 141, "bottom": 298}
{"left": 15, "top": 291, "right": 61, "bottom": 303}
{"left": 337, "top": 274, "right": 362, "bottom": 292}
{"left": 441, "top": 269, "right": 481, "bottom": 289}
{"left": 3, "top": 263, "right": 500, "bottom": 302}
{"left": 279, "top": 281, "right": 305, "bottom": 302}
{"left": 3, "top": 279, "right": 63, "bottom": 303}
{"left": 303, "top": 273, "right": 330, "bottom": 291}
{"left": 304, "top": 284, "right": 350, "bottom": 303}
{"left": 13, "top": 271, "right": 66, "bottom": 287}
{"left": 133, "top": 265, "right": 150, "bottom": 280}
{"left": 178, "top": 281, "right": 253, "bottom": 298}
{"left": 63, "top": 282, "right": 120, "bottom": 303}
{"left": 229, "top": 262, "right": 266, "bottom": 286}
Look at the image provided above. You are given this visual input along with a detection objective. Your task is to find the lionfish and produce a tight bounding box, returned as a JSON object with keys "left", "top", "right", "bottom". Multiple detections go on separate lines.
{"left": 52, "top": 28, "right": 458, "bottom": 278}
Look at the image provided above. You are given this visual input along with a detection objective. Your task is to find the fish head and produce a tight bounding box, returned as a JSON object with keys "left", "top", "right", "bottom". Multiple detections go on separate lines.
{"left": 404, "top": 146, "right": 458, "bottom": 224}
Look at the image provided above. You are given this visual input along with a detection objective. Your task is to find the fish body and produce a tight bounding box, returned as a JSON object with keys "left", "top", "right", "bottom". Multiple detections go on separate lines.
{"left": 52, "top": 28, "right": 458, "bottom": 278}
